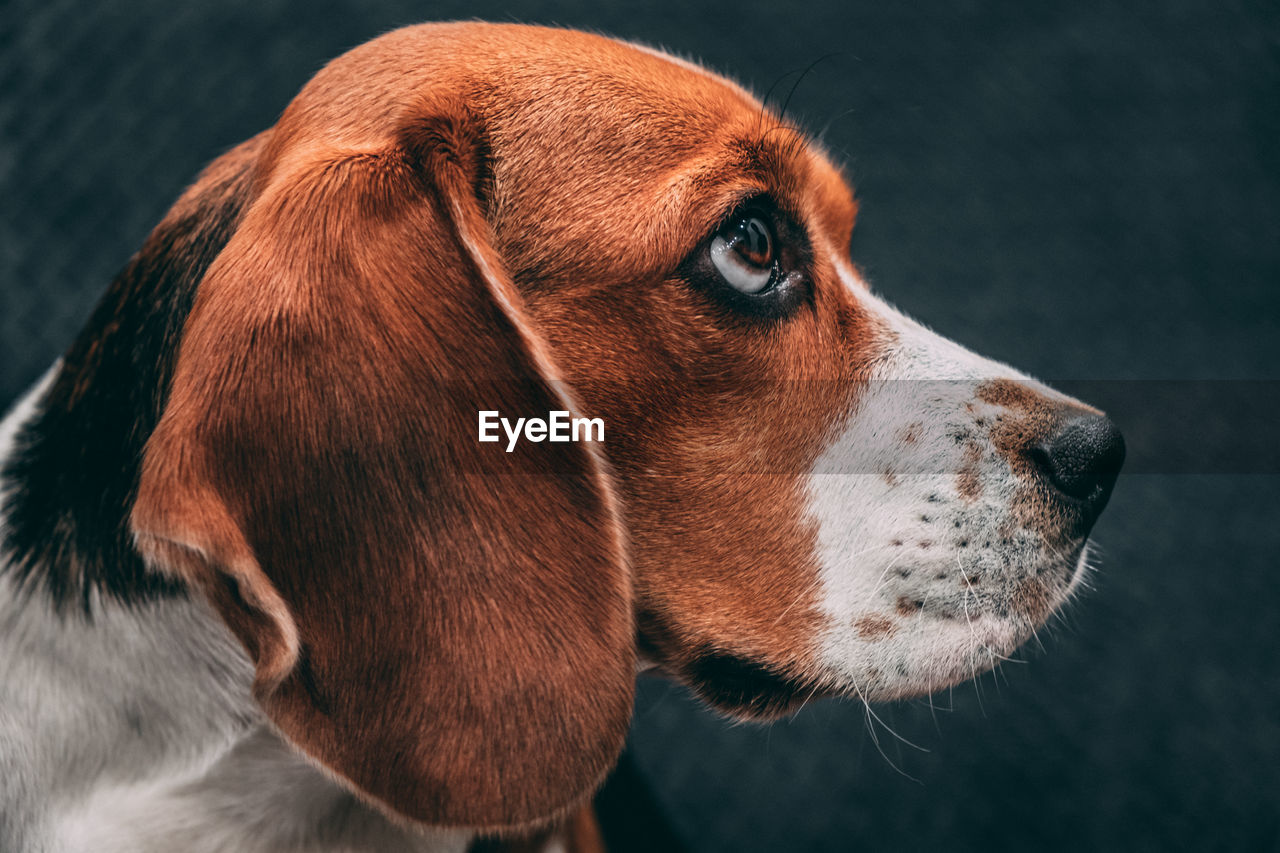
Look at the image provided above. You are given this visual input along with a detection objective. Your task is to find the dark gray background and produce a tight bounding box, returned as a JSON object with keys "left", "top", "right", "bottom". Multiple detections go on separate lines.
{"left": 2, "top": 1, "right": 1277, "bottom": 850}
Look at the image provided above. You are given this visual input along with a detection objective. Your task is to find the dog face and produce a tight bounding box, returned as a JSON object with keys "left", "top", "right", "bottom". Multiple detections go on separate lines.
{"left": 460, "top": 29, "right": 1122, "bottom": 715}
{"left": 121, "top": 23, "right": 1122, "bottom": 832}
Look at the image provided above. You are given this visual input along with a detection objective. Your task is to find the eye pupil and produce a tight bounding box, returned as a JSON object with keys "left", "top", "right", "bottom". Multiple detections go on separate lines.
{"left": 708, "top": 208, "right": 782, "bottom": 296}
{"left": 733, "top": 217, "right": 773, "bottom": 267}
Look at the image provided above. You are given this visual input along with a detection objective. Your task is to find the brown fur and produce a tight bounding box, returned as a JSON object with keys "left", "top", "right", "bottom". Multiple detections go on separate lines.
{"left": 131, "top": 58, "right": 637, "bottom": 832}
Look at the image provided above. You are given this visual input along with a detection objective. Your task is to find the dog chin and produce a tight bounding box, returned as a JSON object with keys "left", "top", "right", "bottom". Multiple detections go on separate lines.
{"left": 827, "top": 552, "right": 1087, "bottom": 704}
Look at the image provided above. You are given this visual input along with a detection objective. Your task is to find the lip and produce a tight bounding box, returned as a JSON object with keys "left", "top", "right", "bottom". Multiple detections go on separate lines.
{"left": 681, "top": 651, "right": 825, "bottom": 721}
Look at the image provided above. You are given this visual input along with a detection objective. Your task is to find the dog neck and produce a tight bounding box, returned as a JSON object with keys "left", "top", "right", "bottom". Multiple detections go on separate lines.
{"left": 0, "top": 369, "right": 471, "bottom": 853}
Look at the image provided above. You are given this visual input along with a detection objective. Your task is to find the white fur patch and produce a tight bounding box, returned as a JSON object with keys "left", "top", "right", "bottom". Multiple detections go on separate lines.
{"left": 805, "top": 258, "right": 1087, "bottom": 700}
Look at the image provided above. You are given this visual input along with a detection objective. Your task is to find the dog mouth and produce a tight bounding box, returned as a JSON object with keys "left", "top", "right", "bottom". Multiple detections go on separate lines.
{"left": 636, "top": 613, "right": 830, "bottom": 720}
{"left": 636, "top": 536, "right": 1094, "bottom": 720}
{"left": 634, "top": 504, "right": 1095, "bottom": 717}
{"left": 679, "top": 651, "right": 828, "bottom": 720}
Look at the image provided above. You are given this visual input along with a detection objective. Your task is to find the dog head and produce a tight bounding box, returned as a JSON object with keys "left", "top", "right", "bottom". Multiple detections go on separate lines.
{"left": 123, "top": 22, "right": 1122, "bottom": 833}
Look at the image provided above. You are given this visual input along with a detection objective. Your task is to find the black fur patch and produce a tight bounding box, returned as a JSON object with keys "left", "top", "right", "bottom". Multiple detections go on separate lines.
{"left": 685, "top": 650, "right": 817, "bottom": 720}
{"left": 1, "top": 153, "right": 255, "bottom": 612}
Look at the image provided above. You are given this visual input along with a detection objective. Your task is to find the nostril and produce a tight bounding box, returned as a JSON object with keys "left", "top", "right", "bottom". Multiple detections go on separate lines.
{"left": 1027, "top": 445, "right": 1054, "bottom": 479}
{"left": 1030, "top": 415, "right": 1126, "bottom": 506}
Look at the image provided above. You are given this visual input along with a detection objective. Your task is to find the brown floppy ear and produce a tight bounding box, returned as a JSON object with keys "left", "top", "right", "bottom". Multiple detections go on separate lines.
{"left": 130, "top": 104, "right": 634, "bottom": 831}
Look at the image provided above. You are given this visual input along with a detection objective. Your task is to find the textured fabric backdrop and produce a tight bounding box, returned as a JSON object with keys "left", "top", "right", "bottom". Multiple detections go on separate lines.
{"left": 2, "top": 2, "right": 1277, "bottom": 850}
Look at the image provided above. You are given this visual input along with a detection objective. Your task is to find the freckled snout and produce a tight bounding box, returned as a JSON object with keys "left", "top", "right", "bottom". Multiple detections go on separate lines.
{"left": 1028, "top": 412, "right": 1125, "bottom": 519}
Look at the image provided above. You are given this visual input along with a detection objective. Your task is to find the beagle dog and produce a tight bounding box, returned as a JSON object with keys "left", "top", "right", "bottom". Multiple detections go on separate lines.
{"left": 0, "top": 22, "right": 1124, "bottom": 853}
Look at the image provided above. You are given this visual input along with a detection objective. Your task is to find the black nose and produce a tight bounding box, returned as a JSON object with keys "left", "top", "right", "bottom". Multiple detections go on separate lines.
{"left": 1029, "top": 414, "right": 1125, "bottom": 510}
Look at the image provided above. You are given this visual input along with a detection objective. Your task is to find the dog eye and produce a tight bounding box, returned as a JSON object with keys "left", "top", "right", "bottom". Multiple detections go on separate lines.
{"left": 710, "top": 213, "right": 777, "bottom": 294}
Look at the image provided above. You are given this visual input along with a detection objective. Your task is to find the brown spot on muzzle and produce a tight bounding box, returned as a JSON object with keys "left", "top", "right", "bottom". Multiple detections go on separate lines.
{"left": 976, "top": 380, "right": 1062, "bottom": 478}
{"left": 895, "top": 596, "right": 923, "bottom": 616}
{"left": 1013, "top": 577, "right": 1053, "bottom": 622}
{"left": 956, "top": 438, "right": 983, "bottom": 502}
{"left": 855, "top": 614, "right": 897, "bottom": 640}
{"left": 976, "top": 380, "right": 1063, "bottom": 537}
{"left": 975, "top": 378, "right": 1047, "bottom": 414}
